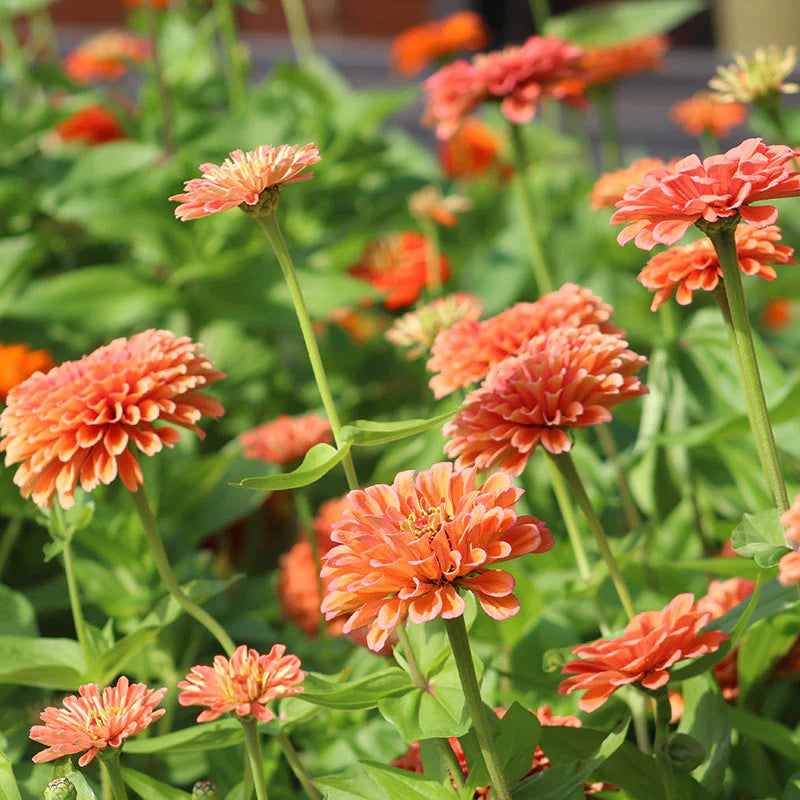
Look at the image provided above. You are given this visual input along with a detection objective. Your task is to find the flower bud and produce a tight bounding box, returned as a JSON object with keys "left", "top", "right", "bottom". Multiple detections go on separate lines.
{"left": 666, "top": 732, "right": 707, "bottom": 772}
{"left": 192, "top": 781, "right": 221, "bottom": 800}
{"left": 45, "top": 778, "right": 77, "bottom": 800}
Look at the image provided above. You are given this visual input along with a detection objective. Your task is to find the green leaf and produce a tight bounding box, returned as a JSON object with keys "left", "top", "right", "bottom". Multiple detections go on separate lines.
{"left": 125, "top": 719, "right": 243, "bottom": 754}
{"left": 122, "top": 768, "right": 192, "bottom": 800}
{"left": 268, "top": 269, "right": 382, "bottom": 317}
{"left": 82, "top": 626, "right": 160, "bottom": 685}
{"left": 4, "top": 0, "right": 55, "bottom": 14}
{"left": 300, "top": 668, "right": 412, "bottom": 711}
{"left": 236, "top": 442, "right": 352, "bottom": 490}
{"left": 661, "top": 557, "right": 761, "bottom": 579}
{"left": 64, "top": 772, "right": 97, "bottom": 800}
{"left": 0, "top": 585, "right": 37, "bottom": 636}
{"left": 341, "top": 408, "right": 457, "bottom": 448}
{"left": 784, "top": 769, "right": 800, "bottom": 800}
{"left": 732, "top": 509, "right": 790, "bottom": 567}
{"left": 141, "top": 575, "right": 245, "bottom": 628}
{"left": 710, "top": 577, "right": 798, "bottom": 637}
{"left": 668, "top": 641, "right": 731, "bottom": 684}
{"left": 728, "top": 708, "right": 800, "bottom": 764}
{"left": 0, "top": 636, "right": 85, "bottom": 689}
{"left": 0, "top": 751, "right": 21, "bottom": 800}
{"left": 317, "top": 762, "right": 457, "bottom": 800}
{"left": 736, "top": 616, "right": 799, "bottom": 701}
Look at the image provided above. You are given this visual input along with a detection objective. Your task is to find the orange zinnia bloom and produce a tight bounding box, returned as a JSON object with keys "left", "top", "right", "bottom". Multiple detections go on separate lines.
{"left": 444, "top": 326, "right": 647, "bottom": 475}
{"left": 0, "top": 329, "right": 224, "bottom": 509}
{"left": 439, "top": 116, "right": 505, "bottom": 179}
{"left": 0, "top": 343, "right": 54, "bottom": 404}
{"left": 428, "top": 282, "right": 621, "bottom": 399}
{"left": 613, "top": 138, "right": 800, "bottom": 250}
{"left": 63, "top": 30, "right": 151, "bottom": 83}
{"left": 240, "top": 413, "right": 332, "bottom": 466}
{"left": 782, "top": 495, "right": 800, "bottom": 545}
{"left": 763, "top": 298, "right": 794, "bottom": 331}
{"left": 30, "top": 677, "right": 166, "bottom": 766}
{"left": 579, "top": 35, "right": 668, "bottom": 87}
{"left": 349, "top": 232, "right": 450, "bottom": 310}
{"left": 670, "top": 92, "right": 747, "bottom": 139}
{"left": 178, "top": 644, "right": 305, "bottom": 723}
{"left": 54, "top": 105, "right": 127, "bottom": 146}
{"left": 779, "top": 551, "right": 800, "bottom": 586}
{"left": 559, "top": 593, "right": 729, "bottom": 712}
{"left": 408, "top": 186, "right": 471, "bottom": 227}
{"left": 321, "top": 462, "right": 553, "bottom": 651}
{"left": 391, "top": 11, "right": 488, "bottom": 77}
{"left": 589, "top": 158, "right": 667, "bottom": 210}
{"left": 638, "top": 224, "right": 795, "bottom": 310}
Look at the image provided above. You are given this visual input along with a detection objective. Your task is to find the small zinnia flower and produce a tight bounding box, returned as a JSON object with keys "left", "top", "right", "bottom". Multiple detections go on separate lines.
{"left": 443, "top": 326, "right": 647, "bottom": 475}
{"left": 63, "top": 30, "right": 151, "bottom": 83}
{"left": 559, "top": 593, "right": 729, "bottom": 712}
{"left": 320, "top": 462, "right": 553, "bottom": 651}
{"left": 0, "top": 343, "right": 54, "bottom": 404}
{"left": 408, "top": 185, "right": 471, "bottom": 227}
{"left": 30, "top": 677, "right": 166, "bottom": 766}
{"left": 53, "top": 105, "right": 127, "bottom": 146}
{"left": 439, "top": 116, "right": 506, "bottom": 179}
{"left": 170, "top": 144, "right": 321, "bottom": 221}
{"left": 178, "top": 644, "right": 305, "bottom": 723}
{"left": 0, "top": 330, "right": 224, "bottom": 509}
{"left": 710, "top": 45, "right": 799, "bottom": 104}
{"left": 782, "top": 495, "right": 800, "bottom": 546}
{"left": 638, "top": 224, "right": 795, "bottom": 310}
{"left": 763, "top": 297, "right": 795, "bottom": 331}
{"left": 589, "top": 158, "right": 668, "bottom": 211}
{"left": 240, "top": 413, "right": 332, "bottom": 466}
{"left": 669, "top": 92, "right": 747, "bottom": 139}
{"left": 579, "top": 35, "right": 668, "bottom": 87}
{"left": 779, "top": 550, "right": 800, "bottom": 586}
{"left": 612, "top": 138, "right": 800, "bottom": 250}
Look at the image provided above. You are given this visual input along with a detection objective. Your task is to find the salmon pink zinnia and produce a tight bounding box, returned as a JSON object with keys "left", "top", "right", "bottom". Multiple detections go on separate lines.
{"left": 30, "top": 677, "right": 166, "bottom": 766}
{"left": 782, "top": 495, "right": 800, "bottom": 545}
{"left": 240, "top": 413, "right": 332, "bottom": 466}
{"left": 320, "top": 462, "right": 553, "bottom": 651}
{"left": 612, "top": 138, "right": 800, "bottom": 250}
{"left": 779, "top": 551, "right": 800, "bottom": 586}
{"left": 559, "top": 593, "right": 729, "bottom": 712}
{"left": 178, "top": 644, "right": 305, "bottom": 723}
{"left": 669, "top": 92, "right": 748, "bottom": 139}
{"left": 0, "top": 330, "right": 224, "bottom": 509}
{"left": 439, "top": 116, "right": 505, "bottom": 179}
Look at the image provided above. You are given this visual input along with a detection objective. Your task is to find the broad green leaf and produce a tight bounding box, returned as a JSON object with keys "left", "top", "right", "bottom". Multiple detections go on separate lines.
{"left": 122, "top": 768, "right": 192, "bottom": 800}
{"left": 125, "top": 719, "right": 243, "bottom": 754}
{"left": 341, "top": 408, "right": 457, "bottom": 448}
{"left": 317, "top": 761, "right": 457, "bottom": 800}
{"left": 0, "top": 751, "right": 21, "bottom": 800}
{"left": 83, "top": 627, "right": 160, "bottom": 685}
{"left": 712, "top": 577, "right": 798, "bottom": 635}
{"left": 784, "top": 770, "right": 800, "bottom": 800}
{"left": 737, "top": 616, "right": 799, "bottom": 701}
{"left": 732, "top": 509, "right": 790, "bottom": 567}
{"left": 0, "top": 636, "right": 85, "bottom": 689}
{"left": 236, "top": 442, "right": 352, "bottom": 490}
{"left": 668, "top": 641, "right": 731, "bottom": 684}
{"left": 300, "top": 668, "right": 412, "bottom": 711}
{"left": 0, "top": 585, "right": 37, "bottom": 636}
{"left": 65, "top": 772, "right": 98, "bottom": 800}
{"left": 662, "top": 557, "right": 761, "bottom": 579}
{"left": 728, "top": 708, "right": 800, "bottom": 763}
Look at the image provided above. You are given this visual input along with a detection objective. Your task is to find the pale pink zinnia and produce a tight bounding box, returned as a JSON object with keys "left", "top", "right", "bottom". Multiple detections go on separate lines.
{"left": 170, "top": 144, "right": 321, "bottom": 221}
{"left": 178, "top": 644, "right": 305, "bottom": 723}
{"left": 782, "top": 495, "right": 800, "bottom": 546}
{"left": 612, "top": 138, "right": 800, "bottom": 250}
{"left": 0, "top": 330, "right": 224, "bottom": 509}
{"left": 30, "top": 677, "right": 166, "bottom": 766}
{"left": 240, "top": 413, "right": 332, "bottom": 466}
{"left": 321, "top": 462, "right": 553, "bottom": 651}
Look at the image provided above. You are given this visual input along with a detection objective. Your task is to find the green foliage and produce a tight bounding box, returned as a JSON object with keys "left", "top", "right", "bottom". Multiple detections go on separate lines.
{"left": 732, "top": 509, "right": 791, "bottom": 567}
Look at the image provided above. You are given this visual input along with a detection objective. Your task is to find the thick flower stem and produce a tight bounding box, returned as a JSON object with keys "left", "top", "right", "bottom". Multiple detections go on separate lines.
{"left": 593, "top": 85, "right": 621, "bottom": 171}
{"left": 700, "top": 130, "right": 720, "bottom": 160}
{"left": 707, "top": 227, "right": 789, "bottom": 513}
{"left": 419, "top": 217, "right": 443, "bottom": 297}
{"left": 653, "top": 689, "right": 677, "bottom": 800}
{"left": 550, "top": 451, "right": 636, "bottom": 620}
{"left": 527, "top": 0, "right": 551, "bottom": 30}
{"left": 62, "top": 539, "right": 91, "bottom": 664}
{"left": 279, "top": 0, "right": 315, "bottom": 66}
{"left": 129, "top": 488, "right": 236, "bottom": 656}
{"left": 507, "top": 122, "right": 554, "bottom": 294}
{"left": 595, "top": 425, "right": 642, "bottom": 531}
{"left": 100, "top": 753, "right": 128, "bottom": 800}
{"left": 255, "top": 212, "right": 359, "bottom": 491}
{"left": 444, "top": 616, "right": 512, "bottom": 800}
{"left": 277, "top": 731, "right": 322, "bottom": 800}
{"left": 144, "top": 2, "right": 174, "bottom": 155}
{"left": 214, "top": 0, "right": 246, "bottom": 113}
{"left": 240, "top": 718, "right": 270, "bottom": 800}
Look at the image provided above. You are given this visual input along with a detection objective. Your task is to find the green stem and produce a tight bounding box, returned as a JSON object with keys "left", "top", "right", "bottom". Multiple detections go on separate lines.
{"left": 595, "top": 425, "right": 642, "bottom": 531}
{"left": 61, "top": 539, "right": 91, "bottom": 664}
{"left": 100, "top": 754, "right": 128, "bottom": 800}
{"left": 507, "top": 121, "right": 554, "bottom": 294}
{"left": 144, "top": 2, "right": 174, "bottom": 154}
{"left": 546, "top": 461, "right": 592, "bottom": 583}
{"left": 242, "top": 749, "right": 254, "bottom": 800}
{"left": 0, "top": 515, "right": 22, "bottom": 580}
{"left": 277, "top": 731, "right": 322, "bottom": 800}
{"left": 707, "top": 227, "right": 789, "bottom": 513}
{"left": 214, "top": 0, "right": 246, "bottom": 113}
{"left": 700, "top": 130, "right": 720, "bottom": 159}
{"left": 659, "top": 301, "right": 677, "bottom": 342}
{"left": 527, "top": 0, "right": 551, "bottom": 30}
{"left": 419, "top": 217, "right": 443, "bottom": 297}
{"left": 444, "top": 615, "right": 511, "bottom": 800}
{"left": 593, "top": 85, "right": 621, "bottom": 171}
{"left": 295, "top": 491, "right": 326, "bottom": 636}
{"left": 279, "top": 0, "right": 315, "bottom": 65}
{"left": 653, "top": 689, "right": 677, "bottom": 800}
{"left": 436, "top": 738, "right": 466, "bottom": 791}
{"left": 254, "top": 212, "right": 359, "bottom": 491}
{"left": 129, "top": 488, "right": 236, "bottom": 655}
{"left": 550, "top": 451, "right": 635, "bottom": 620}
{"left": 240, "top": 718, "right": 269, "bottom": 800}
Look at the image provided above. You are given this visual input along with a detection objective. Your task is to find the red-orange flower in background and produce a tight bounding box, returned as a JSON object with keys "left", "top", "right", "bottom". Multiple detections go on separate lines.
{"left": 391, "top": 11, "right": 488, "bottom": 77}
{"left": 443, "top": 326, "right": 647, "bottom": 475}
{"left": 349, "top": 231, "right": 450, "bottom": 309}
{"left": 559, "top": 593, "right": 729, "bottom": 712}
{"left": 321, "top": 462, "right": 553, "bottom": 651}
{"left": 670, "top": 92, "right": 747, "bottom": 139}
{"left": 439, "top": 116, "right": 505, "bottom": 179}
{"left": 54, "top": 105, "right": 127, "bottom": 146}
{"left": 428, "top": 282, "right": 620, "bottom": 398}
{"left": 579, "top": 35, "right": 668, "bottom": 87}
{"left": 170, "top": 143, "right": 321, "bottom": 221}
{"left": 638, "top": 224, "right": 795, "bottom": 310}
{"left": 589, "top": 158, "right": 668, "bottom": 210}
{"left": 613, "top": 138, "right": 800, "bottom": 250}
{"left": 782, "top": 495, "right": 800, "bottom": 545}
{"left": 30, "top": 677, "right": 166, "bottom": 766}
{"left": 0, "top": 329, "right": 224, "bottom": 510}
{"left": 64, "top": 30, "right": 151, "bottom": 83}
{"left": 779, "top": 551, "right": 800, "bottom": 586}
{"left": 240, "top": 413, "right": 332, "bottom": 466}
{"left": 0, "top": 343, "right": 54, "bottom": 404}
{"left": 763, "top": 298, "right": 795, "bottom": 331}
{"left": 178, "top": 644, "right": 305, "bottom": 723}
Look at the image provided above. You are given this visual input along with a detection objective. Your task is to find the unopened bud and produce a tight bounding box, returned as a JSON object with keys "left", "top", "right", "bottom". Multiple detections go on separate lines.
{"left": 192, "top": 781, "right": 221, "bottom": 800}
{"left": 666, "top": 732, "right": 706, "bottom": 772}
{"left": 45, "top": 777, "right": 77, "bottom": 800}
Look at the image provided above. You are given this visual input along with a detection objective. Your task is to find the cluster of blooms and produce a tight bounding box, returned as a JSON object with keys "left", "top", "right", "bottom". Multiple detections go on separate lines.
{"left": 0, "top": 343, "right": 54, "bottom": 403}
{"left": 53, "top": 106, "right": 127, "bottom": 146}
{"left": 240, "top": 413, "right": 332, "bottom": 465}
{"left": 669, "top": 92, "right": 748, "bottom": 139}
{"left": 710, "top": 45, "right": 799, "bottom": 103}
{"left": 63, "top": 30, "right": 151, "bottom": 83}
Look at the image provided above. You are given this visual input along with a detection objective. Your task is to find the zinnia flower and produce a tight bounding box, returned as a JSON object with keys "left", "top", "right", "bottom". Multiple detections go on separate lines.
{"left": 178, "top": 644, "right": 305, "bottom": 723}
{"left": 391, "top": 11, "right": 488, "bottom": 77}
{"left": 710, "top": 46, "right": 799, "bottom": 104}
{"left": 439, "top": 116, "right": 505, "bottom": 179}
{"left": 428, "top": 283, "right": 620, "bottom": 398}
{"left": 669, "top": 92, "right": 747, "bottom": 139}
{"left": 559, "top": 593, "right": 729, "bottom": 712}
{"left": 443, "top": 326, "right": 647, "bottom": 475}
{"left": 170, "top": 144, "right": 321, "bottom": 221}
{"left": 779, "top": 551, "right": 800, "bottom": 586}
{"left": 408, "top": 186, "right": 471, "bottom": 227}
{"left": 0, "top": 329, "right": 224, "bottom": 510}
{"left": 349, "top": 232, "right": 451, "bottom": 310}
{"left": 30, "top": 677, "right": 166, "bottom": 766}
{"left": 782, "top": 495, "right": 800, "bottom": 546}
{"left": 589, "top": 158, "right": 668, "bottom": 211}
{"left": 386, "top": 292, "right": 484, "bottom": 360}
{"left": 54, "top": 105, "right": 127, "bottom": 146}
{"left": 63, "top": 30, "right": 151, "bottom": 83}
{"left": 638, "top": 224, "right": 795, "bottom": 310}
{"left": 579, "top": 35, "right": 668, "bottom": 87}
{"left": 763, "top": 298, "right": 794, "bottom": 331}
{"left": 240, "top": 413, "right": 332, "bottom": 466}
{"left": 0, "top": 343, "right": 54, "bottom": 404}
{"left": 320, "top": 462, "right": 553, "bottom": 651}
{"left": 612, "top": 138, "right": 800, "bottom": 250}
{"left": 327, "top": 307, "right": 388, "bottom": 345}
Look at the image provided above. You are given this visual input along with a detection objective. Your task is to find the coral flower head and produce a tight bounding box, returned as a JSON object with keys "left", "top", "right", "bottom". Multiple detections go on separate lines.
{"left": 559, "top": 593, "right": 729, "bottom": 712}
{"left": 240, "top": 413, "right": 332, "bottom": 466}
{"left": 0, "top": 343, "right": 54, "bottom": 404}
{"left": 763, "top": 298, "right": 794, "bottom": 331}
{"left": 589, "top": 158, "right": 668, "bottom": 211}
{"left": 579, "top": 35, "right": 668, "bottom": 87}
{"left": 669, "top": 92, "right": 747, "bottom": 139}
{"left": 779, "top": 551, "right": 800, "bottom": 586}
{"left": 612, "top": 138, "right": 800, "bottom": 250}
{"left": 443, "top": 326, "right": 647, "bottom": 475}
{"left": 178, "top": 644, "right": 305, "bottom": 723}
{"left": 30, "top": 677, "right": 166, "bottom": 766}
{"left": 638, "top": 224, "right": 795, "bottom": 310}
{"left": 782, "top": 495, "right": 800, "bottom": 546}
{"left": 710, "top": 46, "right": 799, "bottom": 104}
{"left": 64, "top": 30, "right": 151, "bottom": 83}
{"left": 0, "top": 330, "right": 224, "bottom": 509}
{"left": 439, "top": 116, "right": 505, "bottom": 179}
{"left": 321, "top": 462, "right": 553, "bottom": 651}
{"left": 54, "top": 106, "right": 127, "bottom": 146}
{"left": 170, "top": 144, "right": 321, "bottom": 221}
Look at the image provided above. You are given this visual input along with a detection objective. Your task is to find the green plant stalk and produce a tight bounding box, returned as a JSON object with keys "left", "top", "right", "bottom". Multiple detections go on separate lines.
{"left": 0, "top": 515, "right": 22, "bottom": 580}
{"left": 240, "top": 718, "right": 269, "bottom": 800}
{"left": 100, "top": 753, "right": 127, "bottom": 800}
{"left": 593, "top": 85, "right": 621, "bottom": 171}
{"left": 659, "top": 301, "right": 677, "bottom": 342}
{"left": 527, "top": 0, "right": 551, "bottom": 30}
{"left": 294, "top": 490, "right": 326, "bottom": 636}
{"left": 419, "top": 217, "right": 443, "bottom": 297}
{"left": 706, "top": 226, "right": 789, "bottom": 513}
{"left": 595, "top": 425, "right": 642, "bottom": 531}
{"left": 255, "top": 212, "right": 359, "bottom": 491}
{"left": 0, "top": 11, "right": 27, "bottom": 87}
{"left": 550, "top": 451, "right": 635, "bottom": 620}
{"left": 444, "top": 615, "right": 512, "bottom": 800}
{"left": 277, "top": 731, "right": 322, "bottom": 800}
{"left": 214, "top": 0, "right": 246, "bottom": 113}
{"left": 653, "top": 689, "right": 676, "bottom": 800}
{"left": 129, "top": 488, "right": 236, "bottom": 655}
{"left": 700, "top": 130, "right": 720, "bottom": 159}
{"left": 61, "top": 539, "right": 91, "bottom": 664}
{"left": 507, "top": 121, "right": 554, "bottom": 294}
{"left": 144, "top": 2, "right": 175, "bottom": 154}
{"left": 279, "top": 0, "right": 315, "bottom": 65}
